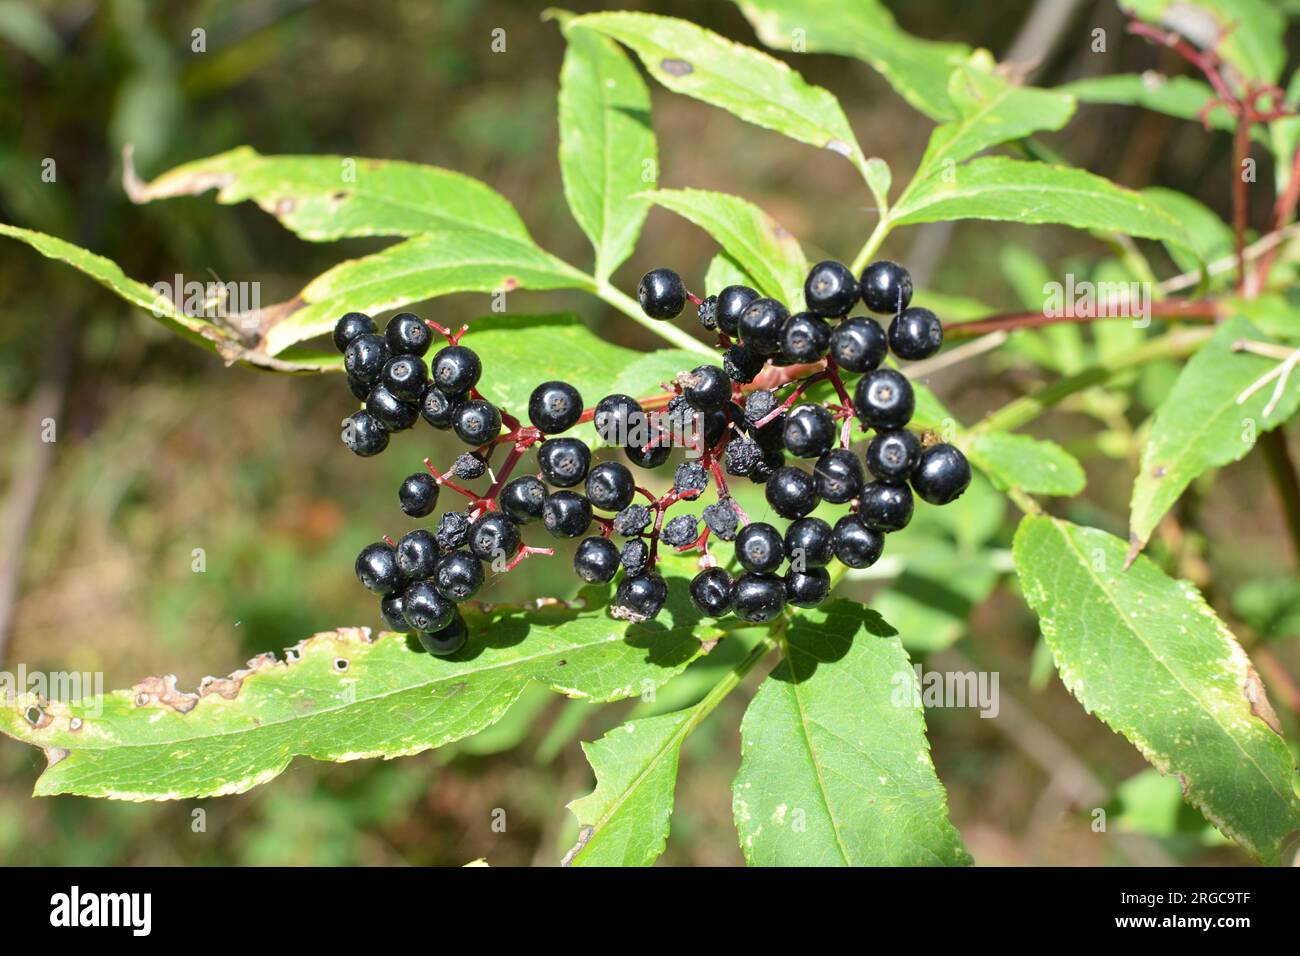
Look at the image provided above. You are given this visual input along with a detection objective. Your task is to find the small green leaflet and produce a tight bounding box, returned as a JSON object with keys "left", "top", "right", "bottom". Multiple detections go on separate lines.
{"left": 0, "top": 589, "right": 714, "bottom": 800}
{"left": 1129, "top": 317, "right": 1300, "bottom": 554}
{"left": 572, "top": 12, "right": 873, "bottom": 179}
{"left": 1013, "top": 516, "right": 1300, "bottom": 865}
{"left": 967, "top": 432, "right": 1086, "bottom": 497}
{"left": 646, "top": 188, "right": 807, "bottom": 304}
{"left": 557, "top": 23, "right": 657, "bottom": 281}
{"left": 1120, "top": 0, "right": 1285, "bottom": 87}
{"left": 730, "top": 0, "right": 971, "bottom": 121}
{"left": 732, "top": 602, "right": 971, "bottom": 866}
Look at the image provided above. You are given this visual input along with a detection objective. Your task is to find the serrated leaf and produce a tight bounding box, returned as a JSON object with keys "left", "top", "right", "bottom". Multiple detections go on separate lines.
{"left": 572, "top": 12, "right": 871, "bottom": 177}
{"left": 1060, "top": 73, "right": 1233, "bottom": 132}
{"left": 1142, "top": 187, "right": 1235, "bottom": 276}
{"left": 890, "top": 157, "right": 1191, "bottom": 248}
{"left": 125, "top": 146, "right": 533, "bottom": 243}
{"left": 261, "top": 232, "right": 587, "bottom": 355}
{"left": 731, "top": 0, "right": 970, "bottom": 121}
{"left": 1130, "top": 317, "right": 1300, "bottom": 551}
{"left": 647, "top": 188, "right": 806, "bottom": 304}
{"left": 732, "top": 601, "right": 971, "bottom": 866}
{"left": 1120, "top": 0, "right": 1285, "bottom": 86}
{"left": 558, "top": 24, "right": 657, "bottom": 280}
{"left": 1013, "top": 515, "right": 1300, "bottom": 865}
{"left": 967, "top": 431, "right": 1086, "bottom": 496}
{"left": 564, "top": 709, "right": 691, "bottom": 866}
{"left": 0, "top": 590, "right": 713, "bottom": 800}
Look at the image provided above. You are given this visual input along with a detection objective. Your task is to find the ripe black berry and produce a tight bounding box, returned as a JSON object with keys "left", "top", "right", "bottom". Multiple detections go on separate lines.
{"left": 453, "top": 451, "right": 487, "bottom": 480}
{"left": 402, "top": 580, "right": 455, "bottom": 634}
{"left": 453, "top": 399, "right": 502, "bottom": 446}
{"left": 736, "top": 522, "right": 784, "bottom": 574}
{"left": 697, "top": 294, "right": 719, "bottom": 331}
{"left": 624, "top": 439, "right": 671, "bottom": 469}
{"left": 689, "top": 567, "right": 734, "bottom": 617}
{"left": 574, "top": 536, "right": 620, "bottom": 584}
{"left": 384, "top": 312, "right": 433, "bottom": 357}
{"left": 356, "top": 542, "right": 406, "bottom": 594}
{"left": 469, "top": 510, "right": 521, "bottom": 562}
{"left": 785, "top": 517, "right": 833, "bottom": 568}
{"left": 716, "top": 285, "right": 759, "bottom": 336}
{"left": 366, "top": 385, "right": 419, "bottom": 432}
{"left": 889, "top": 307, "right": 943, "bottom": 361}
{"left": 612, "top": 571, "right": 669, "bottom": 622}
{"left": 542, "top": 491, "right": 593, "bottom": 538}
{"left": 529, "top": 380, "right": 584, "bottom": 434}
{"left": 662, "top": 514, "right": 699, "bottom": 549}
{"left": 854, "top": 368, "right": 914, "bottom": 430}
{"left": 334, "top": 312, "right": 377, "bottom": 353}
{"left": 866, "top": 430, "right": 921, "bottom": 483}
{"left": 418, "top": 610, "right": 468, "bottom": 656}
{"left": 738, "top": 297, "right": 788, "bottom": 355}
{"left": 420, "top": 385, "right": 464, "bottom": 430}
{"left": 621, "top": 538, "right": 649, "bottom": 576}
{"left": 703, "top": 499, "right": 740, "bottom": 541}
{"left": 674, "top": 461, "right": 708, "bottom": 499}
{"left": 804, "top": 260, "right": 860, "bottom": 318}
{"left": 381, "top": 355, "right": 429, "bottom": 403}
{"left": 342, "top": 410, "right": 390, "bottom": 456}
{"left": 813, "top": 448, "right": 864, "bottom": 504}
{"left": 831, "top": 515, "right": 884, "bottom": 568}
{"left": 380, "top": 592, "right": 408, "bottom": 631}
{"left": 912, "top": 443, "right": 972, "bottom": 505}
{"left": 433, "top": 549, "right": 484, "bottom": 601}
{"left": 347, "top": 376, "right": 370, "bottom": 401}
{"left": 537, "top": 437, "right": 591, "bottom": 488}
{"left": 725, "top": 436, "right": 762, "bottom": 476}
{"left": 829, "top": 317, "right": 887, "bottom": 373}
{"left": 436, "top": 511, "right": 470, "bottom": 551}
{"left": 783, "top": 404, "right": 835, "bottom": 459}
{"left": 585, "top": 461, "right": 635, "bottom": 512}
{"left": 343, "top": 332, "right": 389, "bottom": 385}
{"left": 682, "top": 365, "right": 731, "bottom": 410}
{"left": 612, "top": 504, "right": 652, "bottom": 537}
{"left": 858, "top": 481, "right": 914, "bottom": 532}
{"left": 594, "top": 394, "right": 644, "bottom": 445}
{"left": 398, "top": 472, "right": 439, "bottom": 517}
{"left": 785, "top": 567, "right": 830, "bottom": 608}
{"left": 500, "top": 475, "right": 547, "bottom": 523}
{"left": 766, "top": 465, "right": 820, "bottom": 519}
{"left": 733, "top": 573, "right": 786, "bottom": 623}
{"left": 637, "top": 268, "right": 686, "bottom": 319}
{"left": 431, "top": 345, "right": 482, "bottom": 395}
{"left": 750, "top": 448, "right": 785, "bottom": 484}
{"left": 860, "top": 260, "right": 913, "bottom": 315}
{"left": 396, "top": 529, "right": 441, "bottom": 580}
{"left": 723, "top": 344, "right": 766, "bottom": 383}
{"left": 779, "top": 312, "right": 832, "bottom": 363}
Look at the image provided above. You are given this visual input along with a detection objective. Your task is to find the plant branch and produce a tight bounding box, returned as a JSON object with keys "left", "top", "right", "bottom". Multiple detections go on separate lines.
{"left": 849, "top": 217, "right": 892, "bottom": 276}
{"left": 945, "top": 298, "right": 1220, "bottom": 340}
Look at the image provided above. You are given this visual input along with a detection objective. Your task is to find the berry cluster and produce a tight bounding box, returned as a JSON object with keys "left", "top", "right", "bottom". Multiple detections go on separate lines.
{"left": 332, "top": 256, "right": 969, "bottom": 655}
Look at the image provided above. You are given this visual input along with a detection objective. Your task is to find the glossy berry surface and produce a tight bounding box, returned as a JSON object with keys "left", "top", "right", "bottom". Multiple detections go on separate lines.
{"left": 431, "top": 345, "right": 482, "bottom": 395}
{"left": 829, "top": 317, "right": 888, "bottom": 373}
{"left": 785, "top": 517, "right": 833, "bottom": 568}
{"left": 380, "top": 592, "right": 408, "bottom": 631}
{"left": 420, "top": 386, "right": 463, "bottom": 430}
{"left": 385, "top": 312, "right": 433, "bottom": 357}
{"left": 736, "top": 522, "right": 784, "bottom": 574}
{"left": 683, "top": 365, "right": 731, "bottom": 410}
{"left": 347, "top": 375, "right": 371, "bottom": 401}
{"left": 469, "top": 510, "right": 521, "bottom": 562}
{"left": 637, "top": 268, "right": 686, "bottom": 319}
{"left": 831, "top": 515, "right": 884, "bottom": 569}
{"left": 612, "top": 571, "right": 669, "bottom": 622}
{"left": 453, "top": 399, "right": 502, "bottom": 446}
{"left": 813, "top": 448, "right": 864, "bottom": 504}
{"left": 689, "top": 567, "right": 735, "bottom": 617}
{"left": 398, "top": 472, "right": 439, "bottom": 517}
{"left": 766, "top": 465, "right": 820, "bottom": 520}
{"left": 334, "top": 312, "right": 376, "bottom": 353}
{"left": 783, "top": 404, "right": 835, "bottom": 460}
{"left": 723, "top": 344, "right": 765, "bottom": 383}
{"left": 355, "top": 542, "right": 405, "bottom": 594}
{"left": 366, "top": 385, "right": 419, "bottom": 432}
{"left": 785, "top": 567, "right": 831, "bottom": 608}
{"left": 738, "top": 297, "right": 788, "bottom": 355}
{"left": 573, "top": 536, "right": 620, "bottom": 584}
{"left": 779, "top": 312, "right": 831, "bottom": 364}
{"left": 858, "top": 481, "right": 914, "bottom": 532}
{"left": 395, "top": 529, "right": 441, "bottom": 580}
{"left": 585, "top": 461, "right": 635, "bottom": 512}
{"left": 542, "top": 491, "right": 593, "bottom": 538}
{"left": 418, "top": 611, "right": 468, "bottom": 656}
{"left": 343, "top": 333, "right": 389, "bottom": 385}
{"left": 403, "top": 580, "right": 455, "bottom": 633}
{"left": 433, "top": 550, "right": 484, "bottom": 601}
{"left": 381, "top": 355, "right": 428, "bottom": 403}
{"left": 715, "top": 284, "right": 759, "bottom": 336}
{"left": 529, "top": 380, "right": 584, "bottom": 434}
{"left": 537, "top": 437, "right": 591, "bottom": 488}
{"left": 500, "top": 475, "right": 547, "bottom": 523}
{"left": 912, "top": 443, "right": 972, "bottom": 505}
{"left": 733, "top": 573, "right": 786, "bottom": 623}
{"left": 593, "top": 394, "right": 643, "bottom": 445}
{"left": 889, "top": 307, "right": 944, "bottom": 361}
{"left": 804, "top": 260, "right": 860, "bottom": 318}
{"left": 866, "top": 430, "right": 922, "bottom": 483}
{"left": 860, "top": 260, "right": 913, "bottom": 315}
{"left": 342, "top": 410, "right": 390, "bottom": 457}
{"left": 624, "top": 439, "right": 671, "bottom": 469}
{"left": 854, "top": 368, "right": 915, "bottom": 430}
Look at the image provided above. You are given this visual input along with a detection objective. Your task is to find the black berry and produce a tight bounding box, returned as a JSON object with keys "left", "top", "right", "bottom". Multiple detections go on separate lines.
{"left": 733, "top": 573, "right": 786, "bottom": 623}
{"left": 347, "top": 376, "right": 371, "bottom": 401}
{"left": 380, "top": 592, "right": 408, "bottom": 631}
{"left": 715, "top": 285, "right": 759, "bottom": 336}
{"left": 418, "top": 610, "right": 468, "bottom": 656}
{"left": 889, "top": 307, "right": 943, "bottom": 361}
{"left": 536, "top": 437, "right": 591, "bottom": 488}
{"left": 662, "top": 514, "right": 699, "bottom": 549}
{"left": 783, "top": 404, "right": 835, "bottom": 459}
{"left": 542, "top": 491, "right": 593, "bottom": 538}
{"left": 398, "top": 472, "right": 439, "bottom": 517}
{"left": 612, "top": 571, "right": 669, "bottom": 622}
{"left": 674, "top": 460, "right": 708, "bottom": 499}
{"left": 813, "top": 448, "right": 864, "bottom": 504}
{"left": 637, "top": 268, "right": 686, "bottom": 319}
{"left": 342, "top": 410, "right": 390, "bottom": 457}
{"left": 612, "top": 504, "right": 652, "bottom": 537}
{"left": 469, "top": 510, "right": 521, "bottom": 562}
{"left": 738, "top": 297, "right": 788, "bottom": 355}
{"left": 453, "top": 451, "right": 487, "bottom": 480}
{"left": 433, "top": 549, "right": 484, "bottom": 601}
{"left": 621, "top": 538, "right": 650, "bottom": 576}
{"left": 529, "top": 380, "right": 584, "bottom": 434}
{"left": 829, "top": 317, "right": 888, "bottom": 373}
{"left": 574, "top": 536, "right": 620, "bottom": 584}
{"left": 625, "top": 439, "right": 671, "bottom": 469}
{"left": 402, "top": 580, "right": 455, "bottom": 633}
{"left": 689, "top": 567, "right": 734, "bottom": 617}
{"left": 866, "top": 430, "right": 921, "bottom": 483}
{"left": 785, "top": 567, "right": 830, "bottom": 608}
{"left": 860, "top": 260, "right": 913, "bottom": 315}
{"left": 736, "top": 522, "right": 784, "bottom": 574}
{"left": 911, "top": 443, "right": 971, "bottom": 505}
{"left": 431, "top": 345, "right": 482, "bottom": 395}
{"left": 702, "top": 499, "right": 740, "bottom": 541}
{"left": 779, "top": 312, "right": 832, "bottom": 363}
{"left": 381, "top": 355, "right": 428, "bottom": 403}
{"left": 435, "top": 511, "right": 470, "bottom": 551}
{"left": 804, "top": 260, "right": 860, "bottom": 318}
{"left": 366, "top": 385, "right": 419, "bottom": 432}
{"left": 356, "top": 542, "right": 405, "bottom": 594}
{"left": 854, "top": 368, "right": 914, "bottom": 430}
{"left": 725, "top": 436, "right": 762, "bottom": 476}
{"left": 384, "top": 312, "right": 433, "bottom": 357}
{"left": 500, "top": 475, "right": 547, "bottom": 523}
{"left": 682, "top": 365, "right": 731, "bottom": 410}
{"left": 594, "top": 394, "right": 644, "bottom": 445}
{"left": 723, "top": 344, "right": 766, "bottom": 383}
{"left": 750, "top": 448, "right": 785, "bottom": 484}
{"left": 334, "top": 312, "right": 377, "bottom": 353}
{"left": 453, "top": 400, "right": 502, "bottom": 445}
{"left": 396, "top": 529, "right": 441, "bottom": 580}
{"left": 586, "top": 461, "right": 636, "bottom": 512}
{"left": 420, "top": 385, "right": 464, "bottom": 430}
{"left": 697, "top": 294, "right": 719, "bottom": 331}
{"left": 765, "top": 465, "right": 820, "bottom": 519}
{"left": 785, "top": 517, "right": 833, "bottom": 568}
{"left": 831, "top": 515, "right": 884, "bottom": 568}
{"left": 858, "top": 481, "right": 914, "bottom": 532}
{"left": 343, "top": 332, "right": 389, "bottom": 385}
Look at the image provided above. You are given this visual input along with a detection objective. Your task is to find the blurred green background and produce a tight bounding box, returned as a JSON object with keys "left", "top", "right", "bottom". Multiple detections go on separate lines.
{"left": 1, "top": 0, "right": 1297, "bottom": 866}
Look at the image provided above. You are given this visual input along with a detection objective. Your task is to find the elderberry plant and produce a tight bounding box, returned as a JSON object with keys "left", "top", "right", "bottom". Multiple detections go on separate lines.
{"left": 3, "top": 2, "right": 1300, "bottom": 868}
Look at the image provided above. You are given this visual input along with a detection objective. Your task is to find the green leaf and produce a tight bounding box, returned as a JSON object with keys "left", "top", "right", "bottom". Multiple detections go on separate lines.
{"left": 557, "top": 24, "right": 657, "bottom": 280}
{"left": 967, "top": 431, "right": 1087, "bottom": 496}
{"left": 125, "top": 146, "right": 534, "bottom": 243}
{"left": 1060, "top": 73, "right": 1233, "bottom": 132}
{"left": 647, "top": 188, "right": 806, "bottom": 303}
{"left": 564, "top": 709, "right": 691, "bottom": 866}
{"left": 890, "top": 157, "right": 1191, "bottom": 248}
{"left": 572, "top": 12, "right": 872, "bottom": 177}
{"left": 870, "top": 540, "right": 1001, "bottom": 653}
{"left": 261, "top": 233, "right": 587, "bottom": 355}
{"left": 704, "top": 251, "right": 761, "bottom": 295}
{"left": 997, "top": 243, "right": 1086, "bottom": 375}
{"left": 732, "top": 601, "right": 971, "bottom": 865}
{"left": 0, "top": 590, "right": 713, "bottom": 800}
{"left": 1120, "top": 0, "right": 1285, "bottom": 86}
{"left": 1130, "top": 317, "right": 1300, "bottom": 551}
{"left": 1013, "top": 515, "right": 1300, "bottom": 865}
{"left": 1141, "top": 187, "right": 1235, "bottom": 275}
{"left": 731, "top": 0, "right": 971, "bottom": 121}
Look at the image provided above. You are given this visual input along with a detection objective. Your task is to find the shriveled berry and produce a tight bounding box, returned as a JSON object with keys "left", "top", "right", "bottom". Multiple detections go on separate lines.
{"left": 911, "top": 443, "right": 971, "bottom": 505}
{"left": 593, "top": 394, "right": 644, "bottom": 446}
{"left": 766, "top": 465, "right": 820, "bottom": 520}
{"left": 537, "top": 437, "right": 591, "bottom": 488}
{"left": 858, "top": 481, "right": 914, "bottom": 532}
{"left": 813, "top": 448, "right": 864, "bottom": 504}
{"left": 854, "top": 368, "right": 914, "bottom": 430}
{"left": 469, "top": 510, "right": 521, "bottom": 562}
{"left": 431, "top": 345, "right": 481, "bottom": 395}
{"left": 723, "top": 344, "right": 766, "bottom": 383}
{"left": 344, "top": 332, "right": 389, "bottom": 385}
{"left": 612, "top": 504, "right": 652, "bottom": 537}
{"left": 638, "top": 268, "right": 686, "bottom": 319}
{"left": 831, "top": 515, "right": 884, "bottom": 568}
{"left": 433, "top": 549, "right": 484, "bottom": 601}
{"left": 785, "top": 567, "right": 831, "bottom": 608}
{"left": 529, "top": 380, "right": 584, "bottom": 434}
{"left": 612, "top": 571, "right": 669, "bottom": 622}
{"left": 384, "top": 312, "right": 433, "bottom": 357}
{"left": 736, "top": 522, "right": 784, "bottom": 574}
{"left": 785, "top": 517, "right": 833, "bottom": 569}
{"left": 866, "top": 430, "right": 921, "bottom": 483}
{"left": 860, "top": 260, "right": 913, "bottom": 315}
{"left": 889, "top": 307, "right": 943, "bottom": 361}
{"left": 500, "top": 475, "right": 547, "bottom": 523}
{"left": 703, "top": 499, "right": 740, "bottom": 541}
{"left": 716, "top": 285, "right": 759, "bottom": 336}
{"left": 356, "top": 542, "right": 405, "bottom": 594}
{"left": 683, "top": 365, "right": 731, "bottom": 410}
{"left": 738, "top": 297, "right": 788, "bottom": 355}
{"left": 621, "top": 538, "right": 650, "bottom": 576}
{"left": 342, "top": 410, "right": 390, "bottom": 456}
{"left": 574, "top": 536, "right": 620, "bottom": 584}
{"left": 542, "top": 491, "right": 593, "bottom": 538}
{"left": 674, "top": 460, "right": 708, "bottom": 499}
{"left": 382, "top": 354, "right": 428, "bottom": 403}
{"left": 396, "top": 529, "right": 441, "bottom": 580}
{"left": 783, "top": 404, "right": 836, "bottom": 459}
{"left": 399, "top": 472, "right": 439, "bottom": 517}
{"left": 453, "top": 451, "right": 487, "bottom": 480}
{"left": 733, "top": 573, "right": 786, "bottom": 623}
{"left": 334, "top": 312, "right": 376, "bottom": 353}
{"left": 418, "top": 610, "right": 468, "bottom": 656}
{"left": 779, "top": 312, "right": 832, "bottom": 363}
{"left": 366, "top": 385, "right": 419, "bottom": 432}
{"left": 829, "top": 316, "right": 888, "bottom": 373}
{"left": 420, "top": 385, "right": 464, "bottom": 430}
{"left": 725, "top": 436, "right": 762, "bottom": 476}
{"left": 453, "top": 399, "right": 502, "bottom": 445}
{"left": 380, "top": 592, "right": 408, "bottom": 631}
{"left": 689, "top": 567, "right": 734, "bottom": 617}
{"left": 662, "top": 514, "right": 699, "bottom": 549}
{"left": 697, "top": 294, "right": 719, "bottom": 331}
{"left": 435, "top": 511, "right": 470, "bottom": 551}
{"left": 586, "top": 461, "right": 636, "bottom": 512}
{"left": 402, "top": 580, "right": 455, "bottom": 633}
{"left": 804, "top": 260, "right": 860, "bottom": 318}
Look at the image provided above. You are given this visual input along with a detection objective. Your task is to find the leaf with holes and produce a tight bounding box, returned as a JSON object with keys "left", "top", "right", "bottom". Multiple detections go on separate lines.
{"left": 1013, "top": 515, "right": 1300, "bottom": 865}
